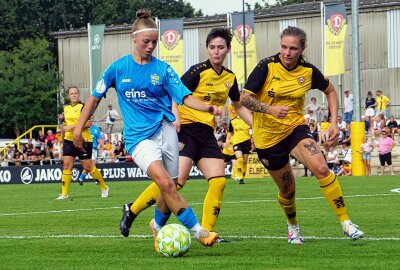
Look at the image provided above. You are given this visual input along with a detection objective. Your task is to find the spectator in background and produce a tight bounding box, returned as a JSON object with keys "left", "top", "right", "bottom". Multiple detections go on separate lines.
{"left": 337, "top": 116, "right": 347, "bottom": 144}
{"left": 45, "top": 130, "right": 56, "bottom": 151}
{"left": 361, "top": 137, "right": 374, "bottom": 176}
{"left": 377, "top": 129, "right": 395, "bottom": 175}
{"left": 343, "top": 90, "right": 354, "bottom": 125}
{"left": 337, "top": 160, "right": 352, "bottom": 176}
{"left": 308, "top": 122, "right": 319, "bottom": 142}
{"left": 386, "top": 116, "right": 399, "bottom": 136}
{"left": 103, "top": 104, "right": 119, "bottom": 140}
{"left": 32, "top": 146, "right": 46, "bottom": 165}
{"left": 52, "top": 137, "right": 62, "bottom": 160}
{"left": 341, "top": 141, "right": 352, "bottom": 164}
{"left": 11, "top": 146, "right": 23, "bottom": 166}
{"left": 326, "top": 146, "right": 339, "bottom": 170}
{"left": 365, "top": 91, "right": 376, "bottom": 134}
{"left": 374, "top": 90, "right": 390, "bottom": 119}
{"left": 373, "top": 113, "right": 386, "bottom": 138}
{"left": 113, "top": 143, "right": 126, "bottom": 163}
{"left": 36, "top": 130, "right": 46, "bottom": 151}
{"left": 55, "top": 129, "right": 63, "bottom": 142}
{"left": 361, "top": 115, "right": 370, "bottom": 134}
{"left": 318, "top": 115, "right": 330, "bottom": 149}
{"left": 304, "top": 109, "right": 318, "bottom": 124}
{"left": 305, "top": 97, "right": 322, "bottom": 121}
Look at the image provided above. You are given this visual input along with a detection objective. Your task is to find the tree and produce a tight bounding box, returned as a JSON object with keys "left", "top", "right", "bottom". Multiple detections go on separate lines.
{"left": 0, "top": 39, "right": 59, "bottom": 138}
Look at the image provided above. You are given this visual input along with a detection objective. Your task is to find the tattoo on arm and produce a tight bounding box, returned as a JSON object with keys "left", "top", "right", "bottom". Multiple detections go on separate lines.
{"left": 241, "top": 94, "right": 270, "bottom": 113}
{"left": 303, "top": 141, "right": 320, "bottom": 155}
{"left": 280, "top": 171, "right": 294, "bottom": 187}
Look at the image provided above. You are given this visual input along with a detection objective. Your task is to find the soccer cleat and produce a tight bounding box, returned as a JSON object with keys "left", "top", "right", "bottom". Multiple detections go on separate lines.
{"left": 197, "top": 229, "right": 219, "bottom": 247}
{"left": 78, "top": 179, "right": 84, "bottom": 185}
{"left": 239, "top": 179, "right": 245, "bottom": 184}
{"left": 149, "top": 219, "right": 160, "bottom": 253}
{"left": 120, "top": 203, "right": 136, "bottom": 237}
{"left": 234, "top": 176, "right": 240, "bottom": 181}
{"left": 101, "top": 186, "right": 109, "bottom": 198}
{"left": 55, "top": 194, "right": 69, "bottom": 200}
{"left": 287, "top": 223, "right": 304, "bottom": 244}
{"left": 342, "top": 220, "right": 364, "bottom": 240}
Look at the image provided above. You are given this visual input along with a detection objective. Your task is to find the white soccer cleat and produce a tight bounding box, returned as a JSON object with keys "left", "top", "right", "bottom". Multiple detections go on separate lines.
{"left": 287, "top": 223, "right": 304, "bottom": 244}
{"left": 101, "top": 186, "right": 110, "bottom": 198}
{"left": 342, "top": 220, "right": 364, "bottom": 240}
{"left": 55, "top": 194, "right": 69, "bottom": 200}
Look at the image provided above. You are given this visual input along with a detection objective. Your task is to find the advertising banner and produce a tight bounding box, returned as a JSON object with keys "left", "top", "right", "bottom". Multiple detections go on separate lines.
{"left": 88, "top": 24, "right": 105, "bottom": 89}
{"left": 323, "top": 3, "right": 347, "bottom": 76}
{"left": 230, "top": 12, "right": 258, "bottom": 84}
{"left": 159, "top": 19, "right": 184, "bottom": 76}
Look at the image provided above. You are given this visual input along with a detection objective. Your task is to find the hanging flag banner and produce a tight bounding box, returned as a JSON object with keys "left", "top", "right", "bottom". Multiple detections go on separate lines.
{"left": 323, "top": 3, "right": 347, "bottom": 76}
{"left": 88, "top": 24, "right": 105, "bottom": 89}
{"left": 230, "top": 12, "right": 258, "bottom": 84}
{"left": 159, "top": 19, "right": 184, "bottom": 76}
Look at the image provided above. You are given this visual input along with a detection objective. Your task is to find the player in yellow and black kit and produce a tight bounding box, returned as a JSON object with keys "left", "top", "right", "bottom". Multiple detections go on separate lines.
{"left": 56, "top": 86, "right": 109, "bottom": 200}
{"left": 240, "top": 26, "right": 364, "bottom": 244}
{"left": 124, "top": 28, "right": 252, "bottom": 237}
{"left": 226, "top": 106, "right": 252, "bottom": 184}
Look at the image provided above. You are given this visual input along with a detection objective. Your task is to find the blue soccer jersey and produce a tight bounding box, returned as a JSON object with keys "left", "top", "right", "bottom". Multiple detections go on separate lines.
{"left": 89, "top": 125, "right": 102, "bottom": 150}
{"left": 92, "top": 55, "right": 191, "bottom": 154}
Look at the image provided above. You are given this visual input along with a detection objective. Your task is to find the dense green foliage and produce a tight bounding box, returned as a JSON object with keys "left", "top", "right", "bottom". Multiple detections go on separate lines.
{"left": 0, "top": 176, "right": 399, "bottom": 269}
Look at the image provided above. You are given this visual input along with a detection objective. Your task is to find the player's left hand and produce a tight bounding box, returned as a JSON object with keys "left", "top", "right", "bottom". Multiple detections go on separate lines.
{"left": 207, "top": 105, "right": 221, "bottom": 116}
{"left": 326, "top": 124, "right": 339, "bottom": 148}
{"left": 73, "top": 131, "right": 86, "bottom": 153}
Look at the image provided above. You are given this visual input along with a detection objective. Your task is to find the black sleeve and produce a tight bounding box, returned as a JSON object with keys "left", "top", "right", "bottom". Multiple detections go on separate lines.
{"left": 228, "top": 121, "right": 234, "bottom": 133}
{"left": 310, "top": 65, "right": 329, "bottom": 91}
{"left": 180, "top": 65, "right": 200, "bottom": 92}
{"left": 228, "top": 77, "right": 240, "bottom": 102}
{"left": 243, "top": 58, "right": 269, "bottom": 94}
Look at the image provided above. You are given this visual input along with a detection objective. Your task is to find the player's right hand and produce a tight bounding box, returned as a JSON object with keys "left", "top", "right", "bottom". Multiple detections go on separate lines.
{"left": 268, "top": 105, "right": 289, "bottom": 119}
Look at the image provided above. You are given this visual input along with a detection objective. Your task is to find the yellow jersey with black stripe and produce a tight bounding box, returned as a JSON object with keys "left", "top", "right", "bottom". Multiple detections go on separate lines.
{"left": 376, "top": 94, "right": 390, "bottom": 110}
{"left": 244, "top": 53, "right": 329, "bottom": 148}
{"left": 63, "top": 103, "right": 92, "bottom": 142}
{"left": 179, "top": 60, "right": 240, "bottom": 129}
{"left": 229, "top": 117, "right": 251, "bottom": 145}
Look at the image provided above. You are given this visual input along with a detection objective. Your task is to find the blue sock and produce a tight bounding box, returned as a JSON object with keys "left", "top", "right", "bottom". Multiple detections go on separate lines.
{"left": 154, "top": 207, "right": 171, "bottom": 227}
{"left": 79, "top": 173, "right": 87, "bottom": 182}
{"left": 177, "top": 207, "right": 198, "bottom": 229}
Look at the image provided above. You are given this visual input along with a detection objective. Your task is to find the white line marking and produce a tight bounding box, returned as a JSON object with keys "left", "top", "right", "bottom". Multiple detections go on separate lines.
{"left": 0, "top": 193, "right": 397, "bottom": 217}
{"left": 0, "top": 234, "right": 399, "bottom": 241}
{"left": 390, "top": 188, "right": 400, "bottom": 193}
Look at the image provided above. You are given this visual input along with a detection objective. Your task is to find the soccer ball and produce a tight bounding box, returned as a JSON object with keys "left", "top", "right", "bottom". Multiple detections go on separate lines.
{"left": 156, "top": 223, "right": 191, "bottom": 257}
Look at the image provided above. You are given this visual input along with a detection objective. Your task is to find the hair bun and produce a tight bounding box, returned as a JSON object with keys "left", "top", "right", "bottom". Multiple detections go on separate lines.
{"left": 136, "top": 9, "right": 151, "bottom": 19}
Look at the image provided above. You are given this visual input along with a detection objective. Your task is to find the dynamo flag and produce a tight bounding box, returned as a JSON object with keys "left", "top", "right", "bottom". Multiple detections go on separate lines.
{"left": 159, "top": 19, "right": 184, "bottom": 76}
{"left": 230, "top": 12, "right": 258, "bottom": 84}
{"left": 323, "top": 3, "right": 347, "bottom": 76}
{"left": 88, "top": 24, "right": 105, "bottom": 90}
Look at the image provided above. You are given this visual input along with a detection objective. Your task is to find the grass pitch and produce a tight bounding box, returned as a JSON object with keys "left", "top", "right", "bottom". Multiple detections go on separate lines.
{"left": 1, "top": 176, "right": 399, "bottom": 269}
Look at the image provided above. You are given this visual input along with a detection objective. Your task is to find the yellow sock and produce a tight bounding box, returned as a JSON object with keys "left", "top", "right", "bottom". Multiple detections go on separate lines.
{"left": 202, "top": 176, "right": 227, "bottom": 231}
{"left": 131, "top": 182, "right": 160, "bottom": 215}
{"left": 231, "top": 164, "right": 237, "bottom": 179}
{"left": 318, "top": 171, "right": 349, "bottom": 222}
{"left": 236, "top": 157, "right": 243, "bottom": 179}
{"left": 242, "top": 163, "right": 248, "bottom": 179}
{"left": 61, "top": 170, "right": 72, "bottom": 196}
{"left": 277, "top": 193, "right": 297, "bottom": 225}
{"left": 89, "top": 167, "right": 107, "bottom": 190}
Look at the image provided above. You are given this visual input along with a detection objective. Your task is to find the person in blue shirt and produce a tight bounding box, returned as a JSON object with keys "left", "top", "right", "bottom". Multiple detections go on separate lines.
{"left": 78, "top": 120, "right": 103, "bottom": 185}
{"left": 73, "top": 9, "right": 220, "bottom": 251}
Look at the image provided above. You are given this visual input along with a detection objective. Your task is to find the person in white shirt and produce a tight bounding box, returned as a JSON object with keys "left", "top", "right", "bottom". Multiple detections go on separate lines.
{"left": 343, "top": 90, "right": 354, "bottom": 125}
{"left": 337, "top": 116, "right": 347, "bottom": 143}
{"left": 103, "top": 104, "right": 119, "bottom": 140}
{"left": 326, "top": 146, "right": 339, "bottom": 169}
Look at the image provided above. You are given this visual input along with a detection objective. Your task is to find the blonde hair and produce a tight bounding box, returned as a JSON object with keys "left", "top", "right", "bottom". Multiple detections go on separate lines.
{"left": 131, "top": 9, "right": 157, "bottom": 34}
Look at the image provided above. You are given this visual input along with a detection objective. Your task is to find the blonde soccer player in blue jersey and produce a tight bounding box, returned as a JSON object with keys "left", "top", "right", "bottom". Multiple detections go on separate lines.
{"left": 73, "top": 9, "right": 221, "bottom": 251}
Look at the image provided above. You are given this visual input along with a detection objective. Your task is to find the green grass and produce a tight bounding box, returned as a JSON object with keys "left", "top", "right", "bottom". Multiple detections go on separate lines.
{"left": 1, "top": 176, "right": 399, "bottom": 270}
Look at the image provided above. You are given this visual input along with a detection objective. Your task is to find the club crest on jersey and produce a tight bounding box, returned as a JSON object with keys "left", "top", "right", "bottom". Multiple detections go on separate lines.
{"left": 225, "top": 82, "right": 231, "bottom": 89}
{"left": 161, "top": 30, "right": 181, "bottom": 50}
{"left": 95, "top": 78, "right": 107, "bottom": 94}
{"left": 151, "top": 73, "right": 160, "bottom": 85}
{"left": 327, "top": 14, "right": 346, "bottom": 36}
{"left": 297, "top": 77, "right": 305, "bottom": 85}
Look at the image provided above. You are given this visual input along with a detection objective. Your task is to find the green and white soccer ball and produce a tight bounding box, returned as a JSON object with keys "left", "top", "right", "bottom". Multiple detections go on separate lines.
{"left": 156, "top": 223, "right": 191, "bottom": 257}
